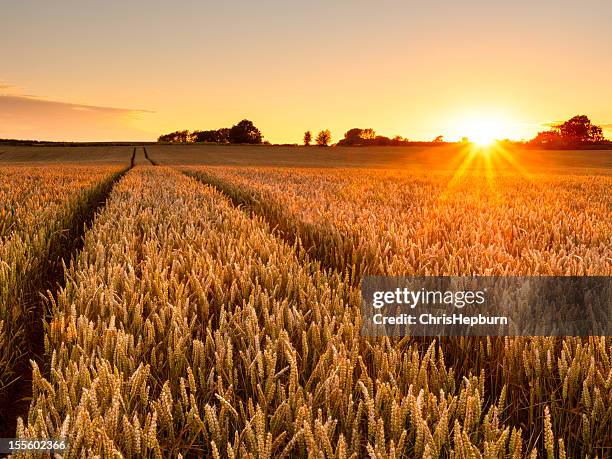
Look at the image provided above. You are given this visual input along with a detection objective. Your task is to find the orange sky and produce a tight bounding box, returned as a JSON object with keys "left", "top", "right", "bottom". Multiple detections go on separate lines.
{"left": 1, "top": 1, "right": 611, "bottom": 143}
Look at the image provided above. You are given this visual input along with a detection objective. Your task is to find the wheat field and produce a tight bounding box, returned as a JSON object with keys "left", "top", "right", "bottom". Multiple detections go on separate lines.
{"left": 1, "top": 146, "right": 611, "bottom": 457}
{"left": 0, "top": 165, "right": 124, "bottom": 423}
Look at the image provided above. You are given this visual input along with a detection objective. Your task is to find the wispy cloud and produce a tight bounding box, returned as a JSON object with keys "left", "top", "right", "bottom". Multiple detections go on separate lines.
{"left": 0, "top": 82, "right": 18, "bottom": 92}
{"left": 0, "top": 94, "right": 155, "bottom": 141}
{"left": 0, "top": 94, "right": 153, "bottom": 115}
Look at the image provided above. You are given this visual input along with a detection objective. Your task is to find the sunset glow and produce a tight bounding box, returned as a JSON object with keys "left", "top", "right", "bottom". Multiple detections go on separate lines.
{"left": 453, "top": 112, "right": 516, "bottom": 145}
{"left": 1, "top": 1, "right": 611, "bottom": 142}
{"left": 1, "top": 1, "right": 612, "bottom": 455}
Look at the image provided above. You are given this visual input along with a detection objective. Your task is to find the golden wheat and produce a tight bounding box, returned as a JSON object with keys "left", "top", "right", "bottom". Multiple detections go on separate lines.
{"left": 0, "top": 165, "right": 123, "bottom": 414}
{"left": 185, "top": 166, "right": 611, "bottom": 277}
{"left": 182, "top": 165, "right": 612, "bottom": 457}
{"left": 10, "top": 164, "right": 612, "bottom": 457}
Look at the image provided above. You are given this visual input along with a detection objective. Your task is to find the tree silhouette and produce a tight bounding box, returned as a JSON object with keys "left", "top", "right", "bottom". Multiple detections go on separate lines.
{"left": 530, "top": 115, "right": 605, "bottom": 146}
{"left": 228, "top": 120, "right": 263, "bottom": 144}
{"left": 433, "top": 135, "right": 444, "bottom": 142}
{"left": 343, "top": 128, "right": 363, "bottom": 145}
{"left": 531, "top": 130, "right": 562, "bottom": 145}
{"left": 337, "top": 129, "right": 414, "bottom": 146}
{"left": 316, "top": 130, "right": 331, "bottom": 146}
{"left": 555, "top": 115, "right": 604, "bottom": 144}
{"left": 361, "top": 128, "right": 376, "bottom": 140}
{"left": 158, "top": 130, "right": 190, "bottom": 143}
{"left": 191, "top": 128, "right": 230, "bottom": 143}
{"left": 159, "top": 122, "right": 264, "bottom": 144}
{"left": 217, "top": 128, "right": 230, "bottom": 142}
{"left": 345, "top": 128, "right": 373, "bottom": 145}
{"left": 338, "top": 128, "right": 378, "bottom": 146}
{"left": 303, "top": 131, "right": 312, "bottom": 146}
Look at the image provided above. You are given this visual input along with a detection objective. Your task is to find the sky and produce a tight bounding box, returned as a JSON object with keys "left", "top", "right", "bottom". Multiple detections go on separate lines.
{"left": 1, "top": 0, "right": 611, "bottom": 143}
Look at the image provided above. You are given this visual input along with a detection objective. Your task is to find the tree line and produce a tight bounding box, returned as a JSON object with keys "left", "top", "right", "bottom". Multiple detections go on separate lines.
{"left": 157, "top": 115, "right": 609, "bottom": 148}
{"left": 303, "top": 128, "right": 443, "bottom": 147}
{"left": 528, "top": 115, "right": 607, "bottom": 147}
{"left": 158, "top": 119, "right": 264, "bottom": 144}
{"left": 303, "top": 128, "right": 425, "bottom": 147}
{"left": 305, "top": 115, "right": 609, "bottom": 147}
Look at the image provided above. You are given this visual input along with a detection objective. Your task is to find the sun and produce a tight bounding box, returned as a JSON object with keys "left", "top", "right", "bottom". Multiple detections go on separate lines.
{"left": 456, "top": 114, "right": 511, "bottom": 146}
{"left": 470, "top": 130, "right": 497, "bottom": 147}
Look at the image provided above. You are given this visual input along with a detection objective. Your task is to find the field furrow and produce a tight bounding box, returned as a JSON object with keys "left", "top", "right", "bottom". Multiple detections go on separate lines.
{"left": 0, "top": 165, "right": 126, "bottom": 436}
{"left": 12, "top": 165, "right": 610, "bottom": 457}
{"left": 185, "top": 166, "right": 611, "bottom": 278}
{"left": 183, "top": 165, "right": 612, "bottom": 456}
{"left": 16, "top": 166, "right": 358, "bottom": 457}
